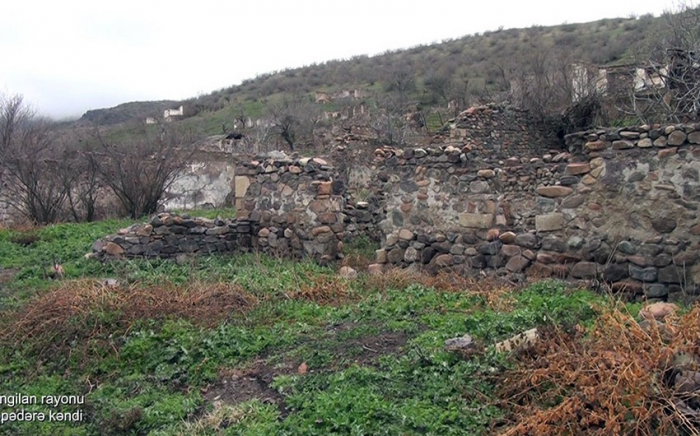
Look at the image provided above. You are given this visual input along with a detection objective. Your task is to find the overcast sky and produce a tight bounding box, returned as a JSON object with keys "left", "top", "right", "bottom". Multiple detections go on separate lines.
{"left": 0, "top": 0, "right": 677, "bottom": 119}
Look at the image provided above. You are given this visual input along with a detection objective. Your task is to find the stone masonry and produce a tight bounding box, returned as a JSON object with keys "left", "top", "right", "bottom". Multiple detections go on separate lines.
{"left": 368, "top": 117, "right": 700, "bottom": 300}
{"left": 91, "top": 106, "right": 700, "bottom": 301}
{"left": 93, "top": 156, "right": 349, "bottom": 263}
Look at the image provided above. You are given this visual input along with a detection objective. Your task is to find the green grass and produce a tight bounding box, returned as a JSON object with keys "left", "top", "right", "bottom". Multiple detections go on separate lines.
{"left": 0, "top": 219, "right": 133, "bottom": 300}
{"left": 0, "top": 217, "right": 635, "bottom": 435}
{"left": 167, "top": 207, "right": 236, "bottom": 220}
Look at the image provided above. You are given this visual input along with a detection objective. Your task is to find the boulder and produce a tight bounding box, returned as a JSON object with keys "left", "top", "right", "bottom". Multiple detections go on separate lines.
{"left": 367, "top": 264, "right": 383, "bottom": 276}
{"left": 515, "top": 233, "right": 538, "bottom": 248}
{"left": 535, "top": 213, "right": 565, "bottom": 232}
{"left": 339, "top": 266, "right": 358, "bottom": 279}
{"left": 629, "top": 264, "right": 658, "bottom": 282}
{"left": 499, "top": 231, "right": 517, "bottom": 244}
{"left": 571, "top": 261, "right": 598, "bottom": 279}
{"left": 104, "top": 242, "right": 124, "bottom": 256}
{"left": 506, "top": 255, "right": 531, "bottom": 272}
{"left": 639, "top": 302, "right": 678, "bottom": 320}
{"left": 444, "top": 335, "right": 476, "bottom": 352}
{"left": 387, "top": 247, "right": 405, "bottom": 264}
{"left": 565, "top": 163, "right": 590, "bottom": 175}
{"left": 536, "top": 186, "right": 573, "bottom": 198}
{"left": 433, "top": 254, "right": 454, "bottom": 267}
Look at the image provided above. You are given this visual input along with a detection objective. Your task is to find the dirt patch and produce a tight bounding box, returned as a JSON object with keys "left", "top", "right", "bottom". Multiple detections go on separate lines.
{"left": 203, "top": 360, "right": 290, "bottom": 417}
{"left": 201, "top": 323, "right": 411, "bottom": 415}
{"left": 317, "top": 322, "right": 412, "bottom": 369}
{"left": 331, "top": 331, "right": 408, "bottom": 367}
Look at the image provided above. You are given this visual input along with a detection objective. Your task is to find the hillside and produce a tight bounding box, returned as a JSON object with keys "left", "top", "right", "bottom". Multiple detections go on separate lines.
{"left": 78, "top": 15, "right": 659, "bottom": 128}
{"left": 198, "top": 15, "right": 661, "bottom": 121}
{"left": 187, "top": 14, "right": 656, "bottom": 109}
{"left": 78, "top": 100, "right": 180, "bottom": 126}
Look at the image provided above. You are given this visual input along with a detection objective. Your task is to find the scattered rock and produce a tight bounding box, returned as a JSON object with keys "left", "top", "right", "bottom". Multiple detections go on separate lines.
{"left": 367, "top": 264, "right": 383, "bottom": 275}
{"left": 495, "top": 328, "right": 539, "bottom": 353}
{"left": 639, "top": 302, "right": 679, "bottom": 320}
{"left": 339, "top": 266, "right": 358, "bottom": 279}
{"left": 444, "top": 335, "right": 476, "bottom": 352}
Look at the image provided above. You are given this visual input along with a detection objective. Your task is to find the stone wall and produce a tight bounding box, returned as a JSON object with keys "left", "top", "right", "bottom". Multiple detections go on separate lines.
{"left": 234, "top": 156, "right": 345, "bottom": 262}
{"left": 439, "top": 104, "right": 547, "bottom": 159}
{"left": 93, "top": 155, "right": 350, "bottom": 263}
{"left": 92, "top": 214, "right": 254, "bottom": 259}
{"left": 89, "top": 106, "right": 700, "bottom": 301}
{"left": 369, "top": 120, "right": 700, "bottom": 300}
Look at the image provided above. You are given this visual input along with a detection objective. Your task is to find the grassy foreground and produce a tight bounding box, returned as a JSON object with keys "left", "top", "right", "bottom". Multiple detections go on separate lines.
{"left": 0, "top": 219, "right": 696, "bottom": 435}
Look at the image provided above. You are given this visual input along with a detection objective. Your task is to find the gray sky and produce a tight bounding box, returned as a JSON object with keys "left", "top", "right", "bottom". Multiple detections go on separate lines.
{"left": 0, "top": 0, "right": 676, "bottom": 119}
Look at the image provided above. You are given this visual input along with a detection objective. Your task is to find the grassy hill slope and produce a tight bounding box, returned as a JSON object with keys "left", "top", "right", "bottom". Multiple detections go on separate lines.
{"left": 79, "top": 14, "right": 660, "bottom": 135}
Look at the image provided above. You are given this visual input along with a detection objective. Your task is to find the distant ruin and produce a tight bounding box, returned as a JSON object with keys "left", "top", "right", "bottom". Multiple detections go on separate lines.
{"left": 164, "top": 105, "right": 185, "bottom": 122}
{"left": 314, "top": 89, "right": 363, "bottom": 104}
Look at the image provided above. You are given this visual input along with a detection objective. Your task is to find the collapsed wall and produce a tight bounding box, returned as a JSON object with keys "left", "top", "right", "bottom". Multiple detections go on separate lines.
{"left": 91, "top": 214, "right": 254, "bottom": 258}
{"left": 370, "top": 121, "right": 700, "bottom": 300}
{"left": 92, "top": 155, "right": 358, "bottom": 263}
{"left": 440, "top": 104, "right": 546, "bottom": 158}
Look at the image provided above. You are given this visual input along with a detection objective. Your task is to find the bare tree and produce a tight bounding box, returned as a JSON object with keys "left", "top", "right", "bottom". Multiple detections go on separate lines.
{"left": 625, "top": 1, "right": 700, "bottom": 123}
{"left": 62, "top": 136, "right": 103, "bottom": 222}
{"left": 385, "top": 66, "right": 416, "bottom": 110}
{"left": 368, "top": 92, "right": 411, "bottom": 146}
{"left": 424, "top": 68, "right": 455, "bottom": 107}
{"left": 507, "top": 45, "right": 606, "bottom": 140}
{"left": 0, "top": 94, "right": 77, "bottom": 224}
{"left": 89, "top": 125, "right": 199, "bottom": 219}
{"left": 0, "top": 94, "right": 34, "bottom": 155}
{"left": 266, "top": 94, "right": 319, "bottom": 152}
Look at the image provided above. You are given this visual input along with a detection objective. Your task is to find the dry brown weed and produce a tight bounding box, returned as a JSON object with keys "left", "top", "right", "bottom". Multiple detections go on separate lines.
{"left": 498, "top": 305, "right": 700, "bottom": 436}
{"left": 0, "top": 279, "right": 258, "bottom": 359}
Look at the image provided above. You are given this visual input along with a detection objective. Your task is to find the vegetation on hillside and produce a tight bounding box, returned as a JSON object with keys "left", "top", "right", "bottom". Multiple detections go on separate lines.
{"left": 79, "top": 101, "right": 180, "bottom": 126}
{"left": 66, "top": 6, "right": 700, "bottom": 155}
{"left": 184, "top": 15, "right": 656, "bottom": 116}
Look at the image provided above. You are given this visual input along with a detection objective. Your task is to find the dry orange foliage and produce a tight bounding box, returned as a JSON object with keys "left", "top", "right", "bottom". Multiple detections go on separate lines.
{"left": 498, "top": 305, "right": 700, "bottom": 436}
{"left": 291, "top": 274, "right": 355, "bottom": 305}
{"left": 363, "top": 267, "right": 422, "bottom": 292}
{"left": 420, "top": 271, "right": 517, "bottom": 311}
{"left": 0, "top": 279, "right": 258, "bottom": 358}
{"left": 364, "top": 267, "right": 518, "bottom": 311}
